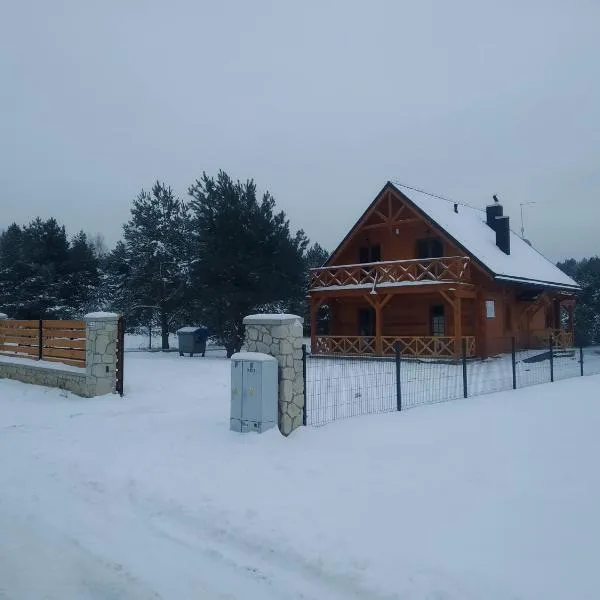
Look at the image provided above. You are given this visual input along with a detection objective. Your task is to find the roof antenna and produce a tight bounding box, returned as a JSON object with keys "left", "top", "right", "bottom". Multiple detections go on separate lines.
{"left": 519, "top": 201, "right": 536, "bottom": 239}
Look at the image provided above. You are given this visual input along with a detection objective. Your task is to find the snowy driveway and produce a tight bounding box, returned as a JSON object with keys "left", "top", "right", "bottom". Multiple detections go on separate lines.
{"left": 1, "top": 353, "right": 600, "bottom": 599}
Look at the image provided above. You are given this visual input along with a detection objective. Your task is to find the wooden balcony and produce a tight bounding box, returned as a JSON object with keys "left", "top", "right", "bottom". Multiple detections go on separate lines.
{"left": 314, "top": 335, "right": 476, "bottom": 358}
{"left": 310, "top": 256, "right": 471, "bottom": 292}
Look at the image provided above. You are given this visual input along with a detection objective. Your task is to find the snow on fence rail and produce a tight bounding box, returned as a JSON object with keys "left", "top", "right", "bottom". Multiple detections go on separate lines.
{"left": 304, "top": 341, "right": 600, "bottom": 427}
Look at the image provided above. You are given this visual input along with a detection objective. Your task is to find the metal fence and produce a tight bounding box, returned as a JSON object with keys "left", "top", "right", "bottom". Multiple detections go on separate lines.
{"left": 304, "top": 338, "right": 600, "bottom": 427}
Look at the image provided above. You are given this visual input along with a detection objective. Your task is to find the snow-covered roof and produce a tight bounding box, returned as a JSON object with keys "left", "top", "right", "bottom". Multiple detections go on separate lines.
{"left": 391, "top": 184, "right": 579, "bottom": 290}
{"left": 177, "top": 326, "right": 206, "bottom": 333}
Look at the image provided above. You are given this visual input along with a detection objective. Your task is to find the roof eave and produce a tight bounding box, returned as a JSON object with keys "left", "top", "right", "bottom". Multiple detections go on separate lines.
{"left": 494, "top": 274, "right": 581, "bottom": 292}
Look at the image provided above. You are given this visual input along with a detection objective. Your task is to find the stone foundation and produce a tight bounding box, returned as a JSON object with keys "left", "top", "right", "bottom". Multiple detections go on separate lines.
{"left": 0, "top": 358, "right": 87, "bottom": 396}
{"left": 242, "top": 314, "right": 304, "bottom": 436}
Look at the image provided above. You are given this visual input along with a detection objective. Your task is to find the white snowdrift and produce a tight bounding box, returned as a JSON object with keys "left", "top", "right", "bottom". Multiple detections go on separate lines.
{"left": 0, "top": 352, "right": 599, "bottom": 599}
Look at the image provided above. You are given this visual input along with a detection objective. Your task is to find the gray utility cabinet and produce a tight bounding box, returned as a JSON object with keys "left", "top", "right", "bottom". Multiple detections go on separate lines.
{"left": 230, "top": 352, "right": 278, "bottom": 433}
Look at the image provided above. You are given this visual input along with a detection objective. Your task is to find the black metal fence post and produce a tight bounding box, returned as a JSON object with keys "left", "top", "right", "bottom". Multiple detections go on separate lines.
{"left": 116, "top": 316, "right": 125, "bottom": 396}
{"left": 549, "top": 335, "right": 554, "bottom": 383}
{"left": 302, "top": 344, "right": 308, "bottom": 426}
{"left": 462, "top": 337, "right": 468, "bottom": 398}
{"left": 511, "top": 336, "right": 517, "bottom": 390}
{"left": 38, "top": 319, "right": 43, "bottom": 360}
{"left": 395, "top": 342, "right": 402, "bottom": 411}
{"left": 580, "top": 346, "right": 584, "bottom": 377}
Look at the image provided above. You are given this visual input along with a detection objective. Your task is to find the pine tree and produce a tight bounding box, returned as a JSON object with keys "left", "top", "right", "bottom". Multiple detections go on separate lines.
{"left": 121, "top": 182, "right": 190, "bottom": 349}
{"left": 188, "top": 171, "right": 308, "bottom": 357}
{"left": 16, "top": 218, "right": 71, "bottom": 318}
{"left": 65, "top": 231, "right": 100, "bottom": 315}
{"left": 301, "top": 242, "right": 330, "bottom": 334}
{"left": 0, "top": 223, "right": 26, "bottom": 315}
{"left": 558, "top": 256, "right": 600, "bottom": 345}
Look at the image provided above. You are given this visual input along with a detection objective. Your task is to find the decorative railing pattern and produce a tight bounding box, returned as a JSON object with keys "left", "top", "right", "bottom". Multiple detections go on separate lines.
{"left": 315, "top": 336, "right": 376, "bottom": 356}
{"left": 310, "top": 256, "right": 471, "bottom": 290}
{"left": 314, "top": 335, "right": 476, "bottom": 358}
{"left": 530, "top": 329, "right": 574, "bottom": 349}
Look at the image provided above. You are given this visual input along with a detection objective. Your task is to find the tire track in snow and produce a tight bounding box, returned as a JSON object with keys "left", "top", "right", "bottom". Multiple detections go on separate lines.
{"left": 127, "top": 482, "right": 423, "bottom": 600}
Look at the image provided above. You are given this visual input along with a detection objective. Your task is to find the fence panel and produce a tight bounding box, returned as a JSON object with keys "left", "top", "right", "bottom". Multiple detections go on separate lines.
{"left": 42, "top": 320, "right": 86, "bottom": 368}
{"left": 305, "top": 355, "right": 395, "bottom": 426}
{"left": 0, "top": 320, "right": 40, "bottom": 358}
{"left": 582, "top": 346, "right": 600, "bottom": 376}
{"left": 399, "top": 358, "right": 464, "bottom": 409}
{"left": 0, "top": 319, "right": 86, "bottom": 368}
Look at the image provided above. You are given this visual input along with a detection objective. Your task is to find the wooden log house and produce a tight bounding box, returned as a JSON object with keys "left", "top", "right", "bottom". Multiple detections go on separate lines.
{"left": 308, "top": 182, "right": 580, "bottom": 359}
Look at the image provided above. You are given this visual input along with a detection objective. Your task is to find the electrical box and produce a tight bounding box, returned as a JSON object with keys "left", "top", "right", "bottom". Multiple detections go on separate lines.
{"left": 230, "top": 352, "right": 278, "bottom": 433}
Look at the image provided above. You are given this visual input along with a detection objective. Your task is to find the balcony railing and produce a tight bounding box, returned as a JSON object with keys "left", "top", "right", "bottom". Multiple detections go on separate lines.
{"left": 530, "top": 329, "right": 574, "bottom": 349}
{"left": 310, "top": 256, "right": 471, "bottom": 291}
{"left": 314, "top": 335, "right": 476, "bottom": 358}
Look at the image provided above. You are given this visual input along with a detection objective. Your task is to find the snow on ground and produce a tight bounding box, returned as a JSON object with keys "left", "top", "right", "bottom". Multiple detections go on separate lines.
{"left": 1, "top": 352, "right": 600, "bottom": 599}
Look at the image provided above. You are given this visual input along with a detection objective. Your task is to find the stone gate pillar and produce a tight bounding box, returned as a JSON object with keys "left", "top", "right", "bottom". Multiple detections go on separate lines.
{"left": 84, "top": 312, "right": 119, "bottom": 396}
{"left": 242, "top": 314, "right": 304, "bottom": 436}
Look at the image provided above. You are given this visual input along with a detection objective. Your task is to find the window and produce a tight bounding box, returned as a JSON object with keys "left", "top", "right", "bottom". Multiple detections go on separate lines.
{"left": 359, "top": 244, "right": 381, "bottom": 264}
{"left": 430, "top": 305, "right": 445, "bottom": 336}
{"left": 358, "top": 307, "right": 375, "bottom": 336}
{"left": 416, "top": 237, "right": 444, "bottom": 259}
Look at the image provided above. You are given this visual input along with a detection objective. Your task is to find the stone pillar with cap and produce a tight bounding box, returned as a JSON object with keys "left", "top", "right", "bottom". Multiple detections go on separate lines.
{"left": 84, "top": 312, "right": 119, "bottom": 396}
{"left": 242, "top": 314, "right": 305, "bottom": 436}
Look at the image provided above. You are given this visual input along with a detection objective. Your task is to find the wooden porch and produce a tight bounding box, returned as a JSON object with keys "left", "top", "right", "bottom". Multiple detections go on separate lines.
{"left": 308, "top": 259, "right": 477, "bottom": 359}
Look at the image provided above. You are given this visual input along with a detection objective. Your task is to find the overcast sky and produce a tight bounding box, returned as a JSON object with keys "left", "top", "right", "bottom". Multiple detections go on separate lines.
{"left": 1, "top": 0, "right": 599, "bottom": 262}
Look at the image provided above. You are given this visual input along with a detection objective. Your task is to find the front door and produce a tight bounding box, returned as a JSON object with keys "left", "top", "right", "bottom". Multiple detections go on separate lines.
{"left": 430, "top": 305, "right": 445, "bottom": 336}
{"left": 358, "top": 307, "right": 375, "bottom": 337}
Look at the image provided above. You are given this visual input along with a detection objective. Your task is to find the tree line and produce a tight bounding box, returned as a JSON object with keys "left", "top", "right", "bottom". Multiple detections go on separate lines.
{"left": 0, "top": 171, "right": 328, "bottom": 356}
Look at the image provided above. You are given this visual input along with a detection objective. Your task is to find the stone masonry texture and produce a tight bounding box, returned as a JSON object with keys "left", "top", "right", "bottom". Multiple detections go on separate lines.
{"left": 242, "top": 314, "right": 304, "bottom": 436}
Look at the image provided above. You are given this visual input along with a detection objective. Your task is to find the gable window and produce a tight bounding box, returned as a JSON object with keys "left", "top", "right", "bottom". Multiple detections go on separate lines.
{"left": 416, "top": 237, "right": 444, "bottom": 259}
{"left": 359, "top": 244, "right": 381, "bottom": 264}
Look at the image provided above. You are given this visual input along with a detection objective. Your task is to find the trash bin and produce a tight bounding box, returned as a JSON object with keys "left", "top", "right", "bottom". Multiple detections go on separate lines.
{"left": 176, "top": 326, "right": 209, "bottom": 357}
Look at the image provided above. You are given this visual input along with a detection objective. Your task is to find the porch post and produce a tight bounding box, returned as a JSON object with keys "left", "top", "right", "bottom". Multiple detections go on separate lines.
{"left": 375, "top": 302, "right": 383, "bottom": 356}
{"left": 309, "top": 296, "right": 318, "bottom": 353}
{"left": 475, "top": 291, "right": 486, "bottom": 359}
{"left": 454, "top": 295, "right": 462, "bottom": 359}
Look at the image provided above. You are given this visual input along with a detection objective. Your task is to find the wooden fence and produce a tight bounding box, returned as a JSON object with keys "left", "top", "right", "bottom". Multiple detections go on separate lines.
{"left": 0, "top": 320, "right": 86, "bottom": 368}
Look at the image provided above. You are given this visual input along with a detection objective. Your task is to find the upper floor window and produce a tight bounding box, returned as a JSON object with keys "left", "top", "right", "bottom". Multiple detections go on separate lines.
{"left": 359, "top": 244, "right": 381, "bottom": 264}
{"left": 416, "top": 237, "right": 444, "bottom": 259}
